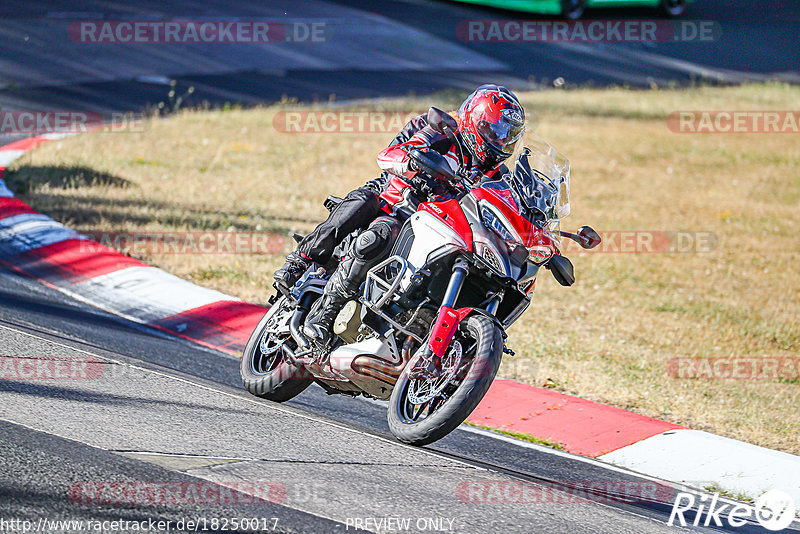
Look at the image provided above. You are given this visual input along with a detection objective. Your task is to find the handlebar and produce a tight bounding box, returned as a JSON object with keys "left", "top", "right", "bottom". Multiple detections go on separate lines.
{"left": 408, "top": 149, "right": 459, "bottom": 183}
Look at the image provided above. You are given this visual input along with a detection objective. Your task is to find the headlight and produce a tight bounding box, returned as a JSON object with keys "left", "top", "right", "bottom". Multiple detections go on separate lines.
{"left": 479, "top": 201, "right": 520, "bottom": 245}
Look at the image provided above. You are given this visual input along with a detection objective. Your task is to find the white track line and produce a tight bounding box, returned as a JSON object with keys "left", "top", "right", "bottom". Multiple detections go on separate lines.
{"left": 0, "top": 322, "right": 478, "bottom": 471}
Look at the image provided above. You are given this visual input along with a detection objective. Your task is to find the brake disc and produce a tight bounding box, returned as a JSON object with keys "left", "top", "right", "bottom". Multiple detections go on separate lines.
{"left": 407, "top": 341, "right": 463, "bottom": 405}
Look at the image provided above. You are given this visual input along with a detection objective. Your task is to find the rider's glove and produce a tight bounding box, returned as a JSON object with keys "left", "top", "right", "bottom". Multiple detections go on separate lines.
{"left": 408, "top": 149, "right": 453, "bottom": 183}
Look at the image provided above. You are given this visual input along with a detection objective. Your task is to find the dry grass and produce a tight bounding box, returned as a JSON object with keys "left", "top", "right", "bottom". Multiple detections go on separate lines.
{"left": 7, "top": 84, "right": 800, "bottom": 453}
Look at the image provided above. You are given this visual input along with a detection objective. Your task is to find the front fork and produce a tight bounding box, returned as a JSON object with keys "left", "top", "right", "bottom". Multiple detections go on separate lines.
{"left": 427, "top": 259, "right": 470, "bottom": 359}
{"left": 412, "top": 259, "right": 499, "bottom": 378}
{"left": 441, "top": 258, "right": 470, "bottom": 310}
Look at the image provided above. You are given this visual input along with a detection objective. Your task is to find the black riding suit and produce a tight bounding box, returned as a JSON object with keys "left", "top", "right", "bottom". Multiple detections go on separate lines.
{"left": 294, "top": 114, "right": 428, "bottom": 265}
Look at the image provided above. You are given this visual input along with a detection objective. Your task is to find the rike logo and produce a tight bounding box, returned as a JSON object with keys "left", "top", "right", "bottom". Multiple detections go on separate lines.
{"left": 668, "top": 490, "right": 796, "bottom": 531}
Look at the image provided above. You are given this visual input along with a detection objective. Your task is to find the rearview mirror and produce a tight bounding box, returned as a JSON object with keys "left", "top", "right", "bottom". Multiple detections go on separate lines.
{"left": 427, "top": 107, "right": 459, "bottom": 135}
{"left": 559, "top": 226, "right": 602, "bottom": 250}
{"left": 577, "top": 226, "right": 602, "bottom": 249}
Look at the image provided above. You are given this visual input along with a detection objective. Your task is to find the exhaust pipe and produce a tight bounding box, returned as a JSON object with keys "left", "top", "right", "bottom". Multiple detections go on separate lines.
{"left": 289, "top": 305, "right": 311, "bottom": 351}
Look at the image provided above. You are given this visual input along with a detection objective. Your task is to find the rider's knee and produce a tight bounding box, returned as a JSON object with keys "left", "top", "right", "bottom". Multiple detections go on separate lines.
{"left": 353, "top": 229, "right": 385, "bottom": 261}
{"left": 373, "top": 216, "right": 402, "bottom": 241}
{"left": 353, "top": 217, "right": 400, "bottom": 261}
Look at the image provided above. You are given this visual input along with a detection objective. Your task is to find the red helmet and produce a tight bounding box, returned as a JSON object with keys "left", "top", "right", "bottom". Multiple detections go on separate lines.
{"left": 458, "top": 85, "right": 525, "bottom": 170}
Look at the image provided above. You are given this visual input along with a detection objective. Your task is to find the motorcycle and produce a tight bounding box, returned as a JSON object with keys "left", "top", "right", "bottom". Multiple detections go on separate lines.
{"left": 240, "top": 108, "right": 601, "bottom": 446}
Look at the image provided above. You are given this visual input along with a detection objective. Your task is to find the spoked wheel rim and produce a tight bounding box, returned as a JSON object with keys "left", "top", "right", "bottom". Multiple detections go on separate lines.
{"left": 396, "top": 335, "right": 477, "bottom": 424}
{"left": 249, "top": 314, "right": 288, "bottom": 375}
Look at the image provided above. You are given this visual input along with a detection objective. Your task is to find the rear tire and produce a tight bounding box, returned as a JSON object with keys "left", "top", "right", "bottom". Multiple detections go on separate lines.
{"left": 240, "top": 302, "right": 312, "bottom": 402}
{"left": 388, "top": 315, "right": 503, "bottom": 446}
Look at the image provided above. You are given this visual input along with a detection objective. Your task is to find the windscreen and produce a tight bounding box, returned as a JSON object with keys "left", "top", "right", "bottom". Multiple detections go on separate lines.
{"left": 511, "top": 135, "right": 571, "bottom": 223}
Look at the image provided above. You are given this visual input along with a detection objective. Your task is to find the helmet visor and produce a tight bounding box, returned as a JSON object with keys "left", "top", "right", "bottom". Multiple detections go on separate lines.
{"left": 476, "top": 117, "right": 525, "bottom": 156}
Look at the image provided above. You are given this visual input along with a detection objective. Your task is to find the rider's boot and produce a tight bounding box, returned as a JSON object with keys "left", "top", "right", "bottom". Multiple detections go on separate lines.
{"left": 304, "top": 218, "right": 399, "bottom": 351}
{"left": 302, "top": 290, "right": 350, "bottom": 350}
{"left": 273, "top": 251, "right": 311, "bottom": 296}
{"left": 303, "top": 266, "right": 358, "bottom": 349}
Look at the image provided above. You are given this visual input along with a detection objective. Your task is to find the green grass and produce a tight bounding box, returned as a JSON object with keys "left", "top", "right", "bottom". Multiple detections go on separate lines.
{"left": 465, "top": 422, "right": 566, "bottom": 450}
{"left": 702, "top": 484, "right": 754, "bottom": 505}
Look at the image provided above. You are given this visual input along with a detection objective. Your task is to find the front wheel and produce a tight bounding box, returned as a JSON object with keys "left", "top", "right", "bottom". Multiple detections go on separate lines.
{"left": 388, "top": 315, "right": 503, "bottom": 446}
{"left": 240, "top": 299, "right": 312, "bottom": 402}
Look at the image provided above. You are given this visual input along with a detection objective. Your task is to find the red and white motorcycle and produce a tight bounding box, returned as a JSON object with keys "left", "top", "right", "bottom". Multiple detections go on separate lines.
{"left": 241, "top": 109, "right": 600, "bottom": 445}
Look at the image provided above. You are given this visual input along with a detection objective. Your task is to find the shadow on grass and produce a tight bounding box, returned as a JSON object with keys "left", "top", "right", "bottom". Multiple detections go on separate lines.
{"left": 6, "top": 164, "right": 318, "bottom": 233}
{"left": 6, "top": 164, "right": 133, "bottom": 193}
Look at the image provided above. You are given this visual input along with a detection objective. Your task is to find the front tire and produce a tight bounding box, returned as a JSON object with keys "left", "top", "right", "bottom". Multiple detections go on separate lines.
{"left": 240, "top": 301, "right": 312, "bottom": 402}
{"left": 388, "top": 315, "right": 503, "bottom": 446}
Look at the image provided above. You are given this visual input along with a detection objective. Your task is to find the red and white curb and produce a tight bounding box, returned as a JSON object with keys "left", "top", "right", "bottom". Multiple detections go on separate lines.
{"left": 1, "top": 134, "right": 798, "bottom": 509}
{"left": 0, "top": 135, "right": 265, "bottom": 354}
{"left": 471, "top": 380, "right": 800, "bottom": 507}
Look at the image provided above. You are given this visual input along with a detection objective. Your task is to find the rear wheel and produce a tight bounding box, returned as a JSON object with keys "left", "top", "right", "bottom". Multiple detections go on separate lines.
{"left": 388, "top": 315, "right": 503, "bottom": 446}
{"left": 561, "top": 0, "right": 586, "bottom": 20}
{"left": 240, "top": 299, "right": 312, "bottom": 402}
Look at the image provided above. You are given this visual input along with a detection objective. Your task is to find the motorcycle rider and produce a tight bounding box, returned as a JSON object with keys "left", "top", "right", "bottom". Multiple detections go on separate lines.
{"left": 273, "top": 85, "right": 526, "bottom": 348}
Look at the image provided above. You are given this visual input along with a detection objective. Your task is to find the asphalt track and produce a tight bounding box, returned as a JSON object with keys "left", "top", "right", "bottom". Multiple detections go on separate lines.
{"left": 0, "top": 0, "right": 797, "bottom": 149}
{"left": 0, "top": 0, "right": 798, "bottom": 119}
{"left": 3, "top": 260, "right": 798, "bottom": 533}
